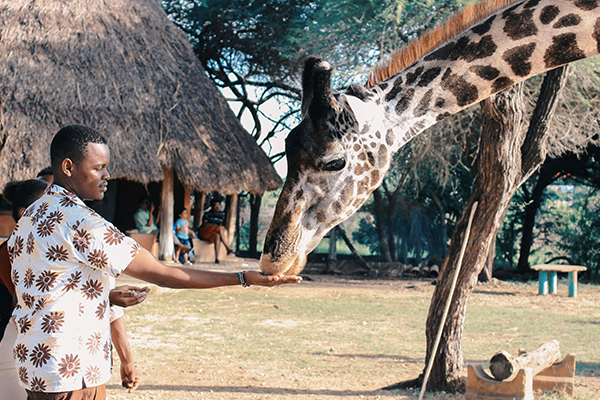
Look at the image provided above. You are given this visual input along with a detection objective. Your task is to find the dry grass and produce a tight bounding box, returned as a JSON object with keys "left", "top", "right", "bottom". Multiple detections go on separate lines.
{"left": 106, "top": 259, "right": 600, "bottom": 399}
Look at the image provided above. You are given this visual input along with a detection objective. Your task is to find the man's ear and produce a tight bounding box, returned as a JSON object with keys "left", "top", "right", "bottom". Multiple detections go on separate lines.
{"left": 61, "top": 158, "right": 74, "bottom": 177}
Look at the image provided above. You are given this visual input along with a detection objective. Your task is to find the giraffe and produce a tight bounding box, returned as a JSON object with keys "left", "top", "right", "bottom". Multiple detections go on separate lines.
{"left": 260, "top": 0, "right": 600, "bottom": 276}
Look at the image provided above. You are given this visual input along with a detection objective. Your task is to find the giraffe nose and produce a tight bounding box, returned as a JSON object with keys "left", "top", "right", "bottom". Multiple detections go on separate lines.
{"left": 263, "top": 235, "right": 282, "bottom": 261}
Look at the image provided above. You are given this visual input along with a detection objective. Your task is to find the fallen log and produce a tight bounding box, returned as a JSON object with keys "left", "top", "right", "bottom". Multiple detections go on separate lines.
{"left": 489, "top": 340, "right": 561, "bottom": 381}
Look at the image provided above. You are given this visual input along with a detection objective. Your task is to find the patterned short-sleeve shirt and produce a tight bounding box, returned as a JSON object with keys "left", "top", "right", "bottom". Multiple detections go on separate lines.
{"left": 8, "top": 184, "right": 140, "bottom": 392}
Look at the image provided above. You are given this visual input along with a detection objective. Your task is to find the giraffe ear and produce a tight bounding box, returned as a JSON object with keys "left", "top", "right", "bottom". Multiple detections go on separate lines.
{"left": 301, "top": 57, "right": 339, "bottom": 120}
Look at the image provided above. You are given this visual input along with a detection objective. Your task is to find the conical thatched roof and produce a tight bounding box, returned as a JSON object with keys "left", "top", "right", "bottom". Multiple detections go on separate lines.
{"left": 0, "top": 0, "right": 282, "bottom": 194}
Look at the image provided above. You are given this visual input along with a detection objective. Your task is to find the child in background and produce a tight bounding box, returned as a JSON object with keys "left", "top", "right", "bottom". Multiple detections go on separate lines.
{"left": 175, "top": 207, "right": 195, "bottom": 264}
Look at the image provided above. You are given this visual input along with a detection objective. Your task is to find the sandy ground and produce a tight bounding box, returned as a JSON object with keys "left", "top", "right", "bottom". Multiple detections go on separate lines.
{"left": 106, "top": 257, "right": 600, "bottom": 400}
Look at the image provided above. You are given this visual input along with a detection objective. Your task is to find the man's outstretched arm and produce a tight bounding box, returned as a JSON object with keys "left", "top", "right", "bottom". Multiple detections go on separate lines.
{"left": 123, "top": 248, "right": 302, "bottom": 288}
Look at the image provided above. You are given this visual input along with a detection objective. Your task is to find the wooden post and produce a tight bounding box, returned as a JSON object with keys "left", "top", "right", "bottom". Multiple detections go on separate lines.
{"left": 548, "top": 271, "right": 558, "bottom": 294}
{"left": 193, "top": 192, "right": 205, "bottom": 229}
{"left": 539, "top": 271, "right": 548, "bottom": 295}
{"left": 159, "top": 164, "right": 174, "bottom": 261}
{"left": 184, "top": 186, "right": 191, "bottom": 218}
{"left": 568, "top": 271, "right": 578, "bottom": 297}
{"left": 224, "top": 194, "right": 237, "bottom": 247}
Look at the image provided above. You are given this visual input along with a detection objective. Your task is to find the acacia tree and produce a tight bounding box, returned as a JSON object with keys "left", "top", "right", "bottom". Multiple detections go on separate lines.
{"left": 424, "top": 66, "right": 574, "bottom": 391}
{"left": 163, "top": 0, "right": 468, "bottom": 254}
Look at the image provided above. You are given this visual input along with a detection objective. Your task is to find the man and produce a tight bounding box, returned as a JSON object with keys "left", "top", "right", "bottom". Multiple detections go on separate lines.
{"left": 133, "top": 195, "right": 159, "bottom": 235}
{"left": 8, "top": 125, "right": 301, "bottom": 399}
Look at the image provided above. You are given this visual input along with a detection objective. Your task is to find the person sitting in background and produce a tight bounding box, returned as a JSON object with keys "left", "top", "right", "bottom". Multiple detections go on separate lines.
{"left": 198, "top": 197, "right": 233, "bottom": 263}
{"left": 134, "top": 194, "right": 160, "bottom": 235}
{"left": 175, "top": 207, "right": 195, "bottom": 265}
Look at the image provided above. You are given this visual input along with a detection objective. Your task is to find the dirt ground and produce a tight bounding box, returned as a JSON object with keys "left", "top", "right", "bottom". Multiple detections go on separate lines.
{"left": 107, "top": 257, "right": 600, "bottom": 400}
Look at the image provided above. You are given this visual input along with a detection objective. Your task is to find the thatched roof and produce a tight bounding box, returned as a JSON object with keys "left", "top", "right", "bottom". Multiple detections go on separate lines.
{"left": 0, "top": 0, "right": 282, "bottom": 194}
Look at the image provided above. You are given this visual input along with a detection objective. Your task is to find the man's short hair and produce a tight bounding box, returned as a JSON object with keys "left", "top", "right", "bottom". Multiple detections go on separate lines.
{"left": 138, "top": 194, "right": 151, "bottom": 205}
{"left": 50, "top": 125, "right": 107, "bottom": 169}
{"left": 37, "top": 166, "right": 53, "bottom": 178}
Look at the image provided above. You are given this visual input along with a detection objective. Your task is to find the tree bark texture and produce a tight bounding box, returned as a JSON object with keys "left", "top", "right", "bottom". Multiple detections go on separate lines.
{"left": 423, "top": 66, "right": 568, "bottom": 392}
{"left": 248, "top": 193, "right": 262, "bottom": 258}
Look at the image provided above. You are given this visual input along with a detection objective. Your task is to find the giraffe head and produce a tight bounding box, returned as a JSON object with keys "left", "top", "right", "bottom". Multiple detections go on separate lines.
{"left": 260, "top": 57, "right": 391, "bottom": 276}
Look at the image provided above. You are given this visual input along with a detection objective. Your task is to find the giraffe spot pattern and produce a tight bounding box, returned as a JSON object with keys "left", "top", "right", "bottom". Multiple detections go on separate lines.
{"left": 377, "top": 145, "right": 388, "bottom": 168}
{"left": 371, "top": 170, "right": 380, "bottom": 183}
{"left": 544, "top": 32, "right": 586, "bottom": 68}
{"left": 540, "top": 5, "right": 561, "bottom": 24}
{"left": 503, "top": 43, "right": 537, "bottom": 76}
{"left": 406, "top": 66, "right": 424, "bottom": 85}
{"left": 554, "top": 14, "right": 582, "bottom": 28}
{"left": 435, "top": 98, "right": 445, "bottom": 108}
{"left": 425, "top": 35, "right": 496, "bottom": 63}
{"left": 594, "top": 18, "right": 600, "bottom": 52}
{"left": 395, "top": 88, "right": 415, "bottom": 114}
{"left": 375, "top": 131, "right": 381, "bottom": 139}
{"left": 417, "top": 67, "right": 442, "bottom": 87}
{"left": 384, "top": 76, "right": 403, "bottom": 102}
{"left": 471, "top": 15, "right": 496, "bottom": 35}
{"left": 503, "top": 8, "right": 538, "bottom": 40}
{"left": 385, "top": 129, "right": 394, "bottom": 146}
{"left": 493, "top": 76, "right": 515, "bottom": 93}
{"left": 415, "top": 89, "right": 433, "bottom": 117}
{"left": 366, "top": 152, "right": 375, "bottom": 166}
{"left": 470, "top": 65, "right": 500, "bottom": 80}
{"left": 354, "top": 164, "right": 366, "bottom": 176}
{"left": 358, "top": 152, "right": 366, "bottom": 161}
{"left": 441, "top": 69, "right": 478, "bottom": 107}
{"left": 357, "top": 177, "right": 370, "bottom": 195}
{"left": 525, "top": 0, "right": 541, "bottom": 7}
{"left": 572, "top": 0, "right": 599, "bottom": 11}
{"left": 436, "top": 112, "right": 451, "bottom": 122}
{"left": 340, "top": 177, "right": 355, "bottom": 204}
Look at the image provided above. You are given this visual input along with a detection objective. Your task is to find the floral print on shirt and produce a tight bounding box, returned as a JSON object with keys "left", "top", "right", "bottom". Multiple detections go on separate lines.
{"left": 9, "top": 184, "right": 140, "bottom": 392}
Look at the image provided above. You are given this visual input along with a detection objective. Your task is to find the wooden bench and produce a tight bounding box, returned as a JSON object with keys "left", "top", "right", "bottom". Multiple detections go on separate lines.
{"left": 191, "top": 238, "right": 227, "bottom": 263}
{"left": 531, "top": 264, "right": 587, "bottom": 297}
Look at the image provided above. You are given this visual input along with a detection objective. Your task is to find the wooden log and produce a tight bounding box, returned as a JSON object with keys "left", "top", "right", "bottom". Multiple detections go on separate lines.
{"left": 489, "top": 340, "right": 561, "bottom": 381}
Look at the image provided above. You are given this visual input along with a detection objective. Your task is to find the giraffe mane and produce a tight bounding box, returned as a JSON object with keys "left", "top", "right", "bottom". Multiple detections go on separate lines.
{"left": 366, "top": 0, "right": 518, "bottom": 88}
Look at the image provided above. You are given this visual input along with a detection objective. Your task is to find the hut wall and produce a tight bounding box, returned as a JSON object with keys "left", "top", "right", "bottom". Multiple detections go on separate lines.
{"left": 89, "top": 178, "right": 186, "bottom": 234}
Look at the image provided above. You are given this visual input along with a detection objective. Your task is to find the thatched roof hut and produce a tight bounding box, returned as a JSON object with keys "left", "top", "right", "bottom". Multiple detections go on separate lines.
{"left": 0, "top": 0, "right": 282, "bottom": 194}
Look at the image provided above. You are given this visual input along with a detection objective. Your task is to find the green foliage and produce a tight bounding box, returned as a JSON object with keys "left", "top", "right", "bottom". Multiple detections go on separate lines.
{"left": 162, "top": 0, "right": 472, "bottom": 158}
{"left": 555, "top": 186, "right": 600, "bottom": 276}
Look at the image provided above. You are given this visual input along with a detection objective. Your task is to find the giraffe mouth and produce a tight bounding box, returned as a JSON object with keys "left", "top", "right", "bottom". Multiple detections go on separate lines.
{"left": 259, "top": 220, "right": 312, "bottom": 276}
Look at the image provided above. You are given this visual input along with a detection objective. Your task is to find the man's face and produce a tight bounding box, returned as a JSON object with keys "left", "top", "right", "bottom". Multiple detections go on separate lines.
{"left": 69, "top": 143, "right": 110, "bottom": 201}
{"left": 140, "top": 199, "right": 151, "bottom": 211}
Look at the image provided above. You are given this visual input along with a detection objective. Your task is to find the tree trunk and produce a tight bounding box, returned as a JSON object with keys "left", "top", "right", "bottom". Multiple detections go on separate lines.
{"left": 373, "top": 187, "right": 392, "bottom": 262}
{"left": 424, "top": 83, "right": 526, "bottom": 391}
{"left": 422, "top": 66, "right": 569, "bottom": 392}
{"left": 248, "top": 193, "right": 262, "bottom": 258}
{"left": 479, "top": 244, "right": 495, "bottom": 283}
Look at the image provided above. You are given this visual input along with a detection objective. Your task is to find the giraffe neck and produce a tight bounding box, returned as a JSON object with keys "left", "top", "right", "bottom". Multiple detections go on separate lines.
{"left": 355, "top": 0, "right": 600, "bottom": 154}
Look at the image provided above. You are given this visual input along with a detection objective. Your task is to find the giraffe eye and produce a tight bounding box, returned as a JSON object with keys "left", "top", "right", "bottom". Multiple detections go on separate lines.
{"left": 321, "top": 157, "right": 346, "bottom": 172}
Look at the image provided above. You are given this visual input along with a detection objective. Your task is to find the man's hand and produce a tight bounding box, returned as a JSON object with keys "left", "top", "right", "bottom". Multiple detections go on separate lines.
{"left": 244, "top": 271, "right": 302, "bottom": 287}
{"left": 109, "top": 285, "right": 150, "bottom": 307}
{"left": 121, "top": 359, "right": 141, "bottom": 393}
